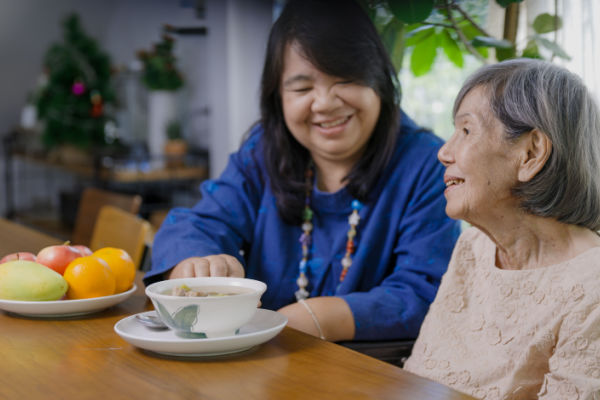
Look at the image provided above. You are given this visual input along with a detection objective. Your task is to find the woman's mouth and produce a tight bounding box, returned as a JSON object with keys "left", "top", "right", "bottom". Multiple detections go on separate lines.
{"left": 445, "top": 178, "right": 464, "bottom": 187}
{"left": 314, "top": 116, "right": 351, "bottom": 132}
{"left": 317, "top": 116, "right": 350, "bottom": 128}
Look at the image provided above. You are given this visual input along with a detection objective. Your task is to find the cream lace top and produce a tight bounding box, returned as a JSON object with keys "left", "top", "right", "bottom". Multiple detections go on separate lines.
{"left": 404, "top": 227, "right": 600, "bottom": 400}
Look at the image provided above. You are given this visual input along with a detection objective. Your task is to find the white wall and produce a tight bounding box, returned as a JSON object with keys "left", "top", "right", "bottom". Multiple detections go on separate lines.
{"left": 0, "top": 0, "right": 273, "bottom": 216}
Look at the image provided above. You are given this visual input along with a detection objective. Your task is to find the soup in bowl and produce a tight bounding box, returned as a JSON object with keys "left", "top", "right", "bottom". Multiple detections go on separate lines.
{"left": 145, "top": 277, "right": 267, "bottom": 338}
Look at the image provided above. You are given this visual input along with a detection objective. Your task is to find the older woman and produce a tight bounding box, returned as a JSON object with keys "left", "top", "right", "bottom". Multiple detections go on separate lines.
{"left": 403, "top": 58, "right": 600, "bottom": 399}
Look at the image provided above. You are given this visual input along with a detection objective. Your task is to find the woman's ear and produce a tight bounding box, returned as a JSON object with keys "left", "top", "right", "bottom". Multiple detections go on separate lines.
{"left": 517, "top": 129, "right": 552, "bottom": 182}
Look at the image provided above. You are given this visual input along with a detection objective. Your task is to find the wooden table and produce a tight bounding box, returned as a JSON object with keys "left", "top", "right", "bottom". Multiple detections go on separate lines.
{"left": 0, "top": 219, "right": 474, "bottom": 399}
{"left": 0, "top": 218, "right": 63, "bottom": 253}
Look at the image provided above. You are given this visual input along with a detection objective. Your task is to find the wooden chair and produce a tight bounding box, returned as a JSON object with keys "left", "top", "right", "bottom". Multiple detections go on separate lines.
{"left": 71, "top": 187, "right": 142, "bottom": 247}
{"left": 89, "top": 205, "right": 153, "bottom": 269}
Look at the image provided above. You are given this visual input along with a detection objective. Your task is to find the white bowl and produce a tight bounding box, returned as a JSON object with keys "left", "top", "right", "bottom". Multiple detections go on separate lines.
{"left": 145, "top": 277, "right": 267, "bottom": 338}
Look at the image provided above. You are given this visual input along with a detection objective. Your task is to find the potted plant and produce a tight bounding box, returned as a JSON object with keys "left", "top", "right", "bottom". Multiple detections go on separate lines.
{"left": 137, "top": 34, "right": 184, "bottom": 168}
{"left": 164, "top": 120, "right": 187, "bottom": 168}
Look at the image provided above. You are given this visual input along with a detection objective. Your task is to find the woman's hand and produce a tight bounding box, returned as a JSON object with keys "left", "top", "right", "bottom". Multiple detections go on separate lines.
{"left": 167, "top": 254, "right": 245, "bottom": 279}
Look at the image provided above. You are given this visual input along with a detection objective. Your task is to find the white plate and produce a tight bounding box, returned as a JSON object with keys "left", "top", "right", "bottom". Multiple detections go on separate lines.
{"left": 0, "top": 284, "right": 137, "bottom": 317}
{"left": 114, "top": 308, "right": 287, "bottom": 357}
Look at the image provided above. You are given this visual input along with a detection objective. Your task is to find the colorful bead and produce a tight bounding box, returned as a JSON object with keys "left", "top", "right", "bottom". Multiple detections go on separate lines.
{"left": 351, "top": 200, "right": 363, "bottom": 210}
{"left": 302, "top": 208, "right": 314, "bottom": 222}
{"left": 346, "top": 241, "right": 355, "bottom": 253}
{"left": 348, "top": 212, "right": 360, "bottom": 226}
{"left": 341, "top": 256, "right": 352, "bottom": 268}
{"left": 296, "top": 273, "right": 309, "bottom": 288}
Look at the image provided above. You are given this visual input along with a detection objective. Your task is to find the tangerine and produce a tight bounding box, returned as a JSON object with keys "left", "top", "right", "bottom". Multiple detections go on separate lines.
{"left": 92, "top": 247, "right": 135, "bottom": 293}
{"left": 63, "top": 256, "right": 116, "bottom": 299}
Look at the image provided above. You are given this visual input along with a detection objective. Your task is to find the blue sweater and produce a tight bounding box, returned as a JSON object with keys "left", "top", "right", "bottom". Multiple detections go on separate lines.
{"left": 146, "top": 111, "right": 460, "bottom": 340}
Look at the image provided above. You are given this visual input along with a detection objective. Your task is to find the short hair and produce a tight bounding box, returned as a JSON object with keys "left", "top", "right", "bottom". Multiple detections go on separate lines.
{"left": 259, "top": 0, "right": 399, "bottom": 224}
{"left": 453, "top": 58, "right": 600, "bottom": 230}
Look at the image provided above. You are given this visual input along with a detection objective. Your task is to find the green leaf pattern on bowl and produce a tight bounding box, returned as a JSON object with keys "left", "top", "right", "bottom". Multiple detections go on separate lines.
{"left": 155, "top": 301, "right": 206, "bottom": 338}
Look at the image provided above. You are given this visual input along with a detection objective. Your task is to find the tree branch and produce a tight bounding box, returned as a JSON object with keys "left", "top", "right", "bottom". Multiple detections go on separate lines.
{"left": 450, "top": 2, "right": 493, "bottom": 38}
{"left": 443, "top": 0, "right": 487, "bottom": 63}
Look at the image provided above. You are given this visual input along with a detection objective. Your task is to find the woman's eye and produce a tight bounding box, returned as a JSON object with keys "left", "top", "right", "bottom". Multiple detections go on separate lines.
{"left": 293, "top": 87, "right": 311, "bottom": 93}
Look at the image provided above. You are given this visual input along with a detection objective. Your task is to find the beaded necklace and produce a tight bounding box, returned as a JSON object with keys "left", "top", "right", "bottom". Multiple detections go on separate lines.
{"left": 295, "top": 163, "right": 363, "bottom": 301}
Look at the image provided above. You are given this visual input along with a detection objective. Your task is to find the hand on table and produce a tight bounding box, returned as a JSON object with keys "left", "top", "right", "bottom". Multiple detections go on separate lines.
{"left": 168, "top": 254, "right": 245, "bottom": 279}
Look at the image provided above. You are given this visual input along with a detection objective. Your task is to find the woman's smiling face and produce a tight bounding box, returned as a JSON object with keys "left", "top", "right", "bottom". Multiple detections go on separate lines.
{"left": 438, "top": 86, "right": 523, "bottom": 224}
{"left": 279, "top": 43, "right": 381, "bottom": 168}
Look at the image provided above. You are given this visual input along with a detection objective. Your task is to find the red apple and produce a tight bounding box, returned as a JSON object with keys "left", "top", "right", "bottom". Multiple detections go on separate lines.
{"left": 36, "top": 245, "right": 85, "bottom": 275}
{"left": 72, "top": 245, "right": 93, "bottom": 256}
{"left": 0, "top": 252, "right": 37, "bottom": 264}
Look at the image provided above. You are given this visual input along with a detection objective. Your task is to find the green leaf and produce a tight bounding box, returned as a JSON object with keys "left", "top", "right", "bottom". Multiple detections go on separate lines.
{"left": 496, "top": 46, "right": 516, "bottom": 61}
{"left": 440, "top": 30, "right": 463, "bottom": 68}
{"left": 172, "top": 305, "right": 199, "bottom": 331}
{"left": 521, "top": 39, "right": 543, "bottom": 59}
{"left": 410, "top": 32, "right": 438, "bottom": 76}
{"left": 471, "top": 36, "right": 514, "bottom": 49}
{"left": 388, "top": 0, "right": 434, "bottom": 24}
{"left": 532, "top": 13, "right": 563, "bottom": 34}
{"left": 458, "top": 20, "right": 481, "bottom": 41}
{"left": 404, "top": 25, "right": 435, "bottom": 47}
{"left": 495, "top": 0, "right": 524, "bottom": 7}
{"left": 535, "top": 36, "right": 571, "bottom": 60}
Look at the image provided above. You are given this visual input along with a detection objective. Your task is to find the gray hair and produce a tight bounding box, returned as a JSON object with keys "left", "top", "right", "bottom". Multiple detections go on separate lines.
{"left": 454, "top": 58, "right": 600, "bottom": 230}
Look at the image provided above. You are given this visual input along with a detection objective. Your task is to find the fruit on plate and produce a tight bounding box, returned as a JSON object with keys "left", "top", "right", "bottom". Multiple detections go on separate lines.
{"left": 0, "top": 260, "right": 68, "bottom": 301}
{"left": 72, "top": 245, "right": 93, "bottom": 256}
{"left": 63, "top": 256, "right": 116, "bottom": 299}
{"left": 36, "top": 244, "right": 89, "bottom": 275}
{"left": 92, "top": 247, "right": 135, "bottom": 293}
{"left": 0, "top": 252, "right": 37, "bottom": 263}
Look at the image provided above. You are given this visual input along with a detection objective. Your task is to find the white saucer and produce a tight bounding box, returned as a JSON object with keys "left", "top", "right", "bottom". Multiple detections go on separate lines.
{"left": 0, "top": 284, "right": 137, "bottom": 317}
{"left": 114, "top": 308, "right": 288, "bottom": 357}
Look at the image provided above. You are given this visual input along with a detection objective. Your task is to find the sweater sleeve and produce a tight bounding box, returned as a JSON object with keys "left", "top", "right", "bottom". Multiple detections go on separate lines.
{"left": 144, "top": 131, "right": 264, "bottom": 285}
{"left": 341, "top": 138, "right": 461, "bottom": 340}
{"left": 538, "top": 302, "right": 600, "bottom": 399}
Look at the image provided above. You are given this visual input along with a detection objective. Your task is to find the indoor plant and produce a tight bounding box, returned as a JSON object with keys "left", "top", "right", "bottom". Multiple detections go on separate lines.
{"left": 137, "top": 34, "right": 184, "bottom": 167}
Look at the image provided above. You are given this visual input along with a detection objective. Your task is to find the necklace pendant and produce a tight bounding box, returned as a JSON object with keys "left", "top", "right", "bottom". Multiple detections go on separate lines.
{"left": 295, "top": 288, "right": 309, "bottom": 301}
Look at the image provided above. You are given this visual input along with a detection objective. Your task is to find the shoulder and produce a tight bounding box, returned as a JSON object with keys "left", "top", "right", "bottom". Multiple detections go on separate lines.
{"left": 230, "top": 123, "right": 266, "bottom": 168}
{"left": 239, "top": 123, "right": 265, "bottom": 154}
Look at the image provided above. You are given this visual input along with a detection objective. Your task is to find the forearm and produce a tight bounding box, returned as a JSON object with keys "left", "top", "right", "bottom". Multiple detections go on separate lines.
{"left": 278, "top": 296, "right": 355, "bottom": 341}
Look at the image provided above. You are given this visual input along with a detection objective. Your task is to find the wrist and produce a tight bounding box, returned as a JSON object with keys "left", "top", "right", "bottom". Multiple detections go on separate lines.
{"left": 298, "top": 299, "right": 325, "bottom": 340}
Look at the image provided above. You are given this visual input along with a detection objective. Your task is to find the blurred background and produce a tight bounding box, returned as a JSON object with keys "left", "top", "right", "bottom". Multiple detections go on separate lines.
{"left": 0, "top": 0, "right": 597, "bottom": 240}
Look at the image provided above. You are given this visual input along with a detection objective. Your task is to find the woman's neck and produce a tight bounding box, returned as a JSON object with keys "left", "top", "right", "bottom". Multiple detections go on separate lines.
{"left": 475, "top": 214, "right": 600, "bottom": 270}
{"left": 312, "top": 158, "right": 355, "bottom": 193}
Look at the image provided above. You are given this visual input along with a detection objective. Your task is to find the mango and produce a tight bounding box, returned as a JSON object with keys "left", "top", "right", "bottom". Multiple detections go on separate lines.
{"left": 0, "top": 260, "right": 68, "bottom": 301}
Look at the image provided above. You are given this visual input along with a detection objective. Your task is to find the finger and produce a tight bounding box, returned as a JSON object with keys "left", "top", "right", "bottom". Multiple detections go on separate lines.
{"left": 192, "top": 258, "right": 210, "bottom": 277}
{"left": 169, "top": 261, "right": 194, "bottom": 279}
{"left": 206, "top": 256, "right": 229, "bottom": 277}
{"left": 224, "top": 256, "right": 245, "bottom": 277}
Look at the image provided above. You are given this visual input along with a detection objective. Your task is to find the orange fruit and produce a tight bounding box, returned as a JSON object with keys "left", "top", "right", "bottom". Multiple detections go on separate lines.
{"left": 63, "top": 256, "right": 116, "bottom": 299}
{"left": 92, "top": 247, "right": 135, "bottom": 293}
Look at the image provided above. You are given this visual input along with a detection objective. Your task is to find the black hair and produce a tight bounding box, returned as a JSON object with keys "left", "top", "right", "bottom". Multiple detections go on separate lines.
{"left": 260, "top": 0, "right": 400, "bottom": 224}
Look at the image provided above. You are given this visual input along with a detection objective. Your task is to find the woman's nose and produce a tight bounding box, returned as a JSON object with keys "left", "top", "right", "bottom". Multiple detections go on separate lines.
{"left": 311, "top": 88, "right": 342, "bottom": 113}
{"left": 438, "top": 139, "right": 454, "bottom": 166}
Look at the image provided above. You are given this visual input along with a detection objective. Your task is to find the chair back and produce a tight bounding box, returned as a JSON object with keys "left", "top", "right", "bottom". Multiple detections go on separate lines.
{"left": 72, "top": 187, "right": 142, "bottom": 246}
{"left": 89, "top": 205, "right": 153, "bottom": 269}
